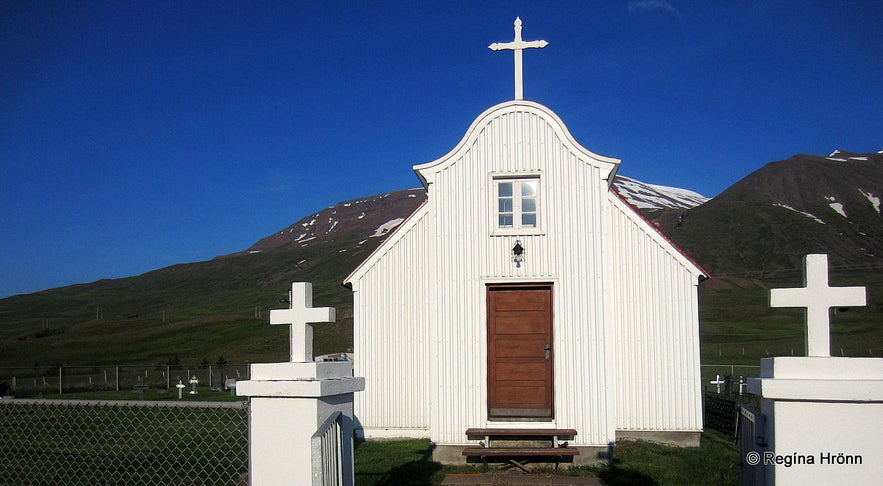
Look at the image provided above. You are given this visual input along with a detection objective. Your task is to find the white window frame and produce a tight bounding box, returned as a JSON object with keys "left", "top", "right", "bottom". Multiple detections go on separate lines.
{"left": 491, "top": 172, "right": 543, "bottom": 236}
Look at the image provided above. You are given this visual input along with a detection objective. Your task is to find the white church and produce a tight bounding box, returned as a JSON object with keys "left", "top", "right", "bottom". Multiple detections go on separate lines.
{"left": 343, "top": 19, "right": 708, "bottom": 463}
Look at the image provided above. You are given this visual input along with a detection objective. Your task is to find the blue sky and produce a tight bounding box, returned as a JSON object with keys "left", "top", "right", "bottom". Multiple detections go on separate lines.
{"left": 1, "top": 1, "right": 881, "bottom": 298}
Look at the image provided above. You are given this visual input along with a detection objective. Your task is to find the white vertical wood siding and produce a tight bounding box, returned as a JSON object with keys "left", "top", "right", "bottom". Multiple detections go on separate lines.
{"left": 608, "top": 196, "right": 703, "bottom": 432}
{"left": 347, "top": 100, "right": 704, "bottom": 447}
{"left": 423, "top": 103, "right": 618, "bottom": 446}
{"left": 350, "top": 207, "right": 432, "bottom": 433}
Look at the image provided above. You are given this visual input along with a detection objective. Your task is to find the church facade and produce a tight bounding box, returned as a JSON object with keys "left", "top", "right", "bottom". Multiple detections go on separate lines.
{"left": 344, "top": 99, "right": 708, "bottom": 461}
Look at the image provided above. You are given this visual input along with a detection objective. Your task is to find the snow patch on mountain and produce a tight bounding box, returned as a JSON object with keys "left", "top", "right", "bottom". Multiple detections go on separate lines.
{"left": 613, "top": 176, "right": 709, "bottom": 210}
{"left": 774, "top": 203, "right": 824, "bottom": 224}
{"left": 859, "top": 189, "right": 880, "bottom": 214}
{"left": 827, "top": 150, "right": 874, "bottom": 162}
{"left": 371, "top": 218, "right": 404, "bottom": 237}
{"left": 828, "top": 202, "right": 846, "bottom": 218}
{"left": 825, "top": 196, "right": 847, "bottom": 218}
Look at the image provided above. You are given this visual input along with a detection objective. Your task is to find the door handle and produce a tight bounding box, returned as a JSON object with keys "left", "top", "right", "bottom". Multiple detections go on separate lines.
{"left": 544, "top": 344, "right": 551, "bottom": 360}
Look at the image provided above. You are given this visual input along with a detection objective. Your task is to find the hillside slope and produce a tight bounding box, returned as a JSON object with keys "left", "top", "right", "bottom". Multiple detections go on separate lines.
{"left": 0, "top": 191, "right": 427, "bottom": 365}
{"left": 657, "top": 151, "right": 883, "bottom": 277}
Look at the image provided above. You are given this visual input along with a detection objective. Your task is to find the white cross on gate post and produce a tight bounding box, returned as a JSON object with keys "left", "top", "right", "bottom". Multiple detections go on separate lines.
{"left": 489, "top": 17, "right": 548, "bottom": 100}
{"left": 769, "top": 254, "right": 866, "bottom": 357}
{"left": 270, "top": 282, "right": 336, "bottom": 363}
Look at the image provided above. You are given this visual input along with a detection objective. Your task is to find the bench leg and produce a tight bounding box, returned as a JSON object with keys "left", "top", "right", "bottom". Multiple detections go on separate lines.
{"left": 500, "top": 459, "right": 529, "bottom": 473}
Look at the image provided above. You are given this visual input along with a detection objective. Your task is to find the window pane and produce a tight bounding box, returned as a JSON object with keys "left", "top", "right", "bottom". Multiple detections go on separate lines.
{"left": 494, "top": 177, "right": 540, "bottom": 230}
{"left": 521, "top": 180, "right": 537, "bottom": 197}
{"left": 522, "top": 198, "right": 536, "bottom": 212}
{"left": 498, "top": 198, "right": 513, "bottom": 213}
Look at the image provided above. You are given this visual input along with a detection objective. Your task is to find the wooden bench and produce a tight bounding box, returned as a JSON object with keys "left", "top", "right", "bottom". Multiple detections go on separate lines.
{"left": 461, "top": 446, "right": 580, "bottom": 457}
{"left": 462, "top": 428, "right": 579, "bottom": 471}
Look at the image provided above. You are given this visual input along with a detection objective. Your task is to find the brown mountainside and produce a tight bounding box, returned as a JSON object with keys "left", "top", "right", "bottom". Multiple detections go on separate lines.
{"left": 656, "top": 151, "right": 883, "bottom": 277}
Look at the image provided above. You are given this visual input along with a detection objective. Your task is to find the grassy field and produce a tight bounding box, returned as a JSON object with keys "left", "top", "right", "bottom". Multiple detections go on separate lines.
{"left": 699, "top": 271, "right": 883, "bottom": 367}
{"left": 353, "top": 431, "right": 739, "bottom": 485}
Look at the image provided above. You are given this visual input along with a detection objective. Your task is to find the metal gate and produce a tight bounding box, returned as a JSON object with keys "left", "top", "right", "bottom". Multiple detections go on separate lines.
{"left": 736, "top": 405, "right": 766, "bottom": 486}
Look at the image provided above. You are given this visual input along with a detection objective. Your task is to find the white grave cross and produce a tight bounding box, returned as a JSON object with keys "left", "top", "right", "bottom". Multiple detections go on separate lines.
{"left": 710, "top": 374, "right": 725, "bottom": 394}
{"left": 489, "top": 17, "right": 548, "bottom": 100}
{"left": 270, "top": 282, "right": 336, "bottom": 363}
{"left": 769, "top": 254, "right": 866, "bottom": 357}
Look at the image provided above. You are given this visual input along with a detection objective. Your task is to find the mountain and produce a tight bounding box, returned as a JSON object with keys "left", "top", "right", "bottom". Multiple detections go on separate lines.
{"left": 655, "top": 150, "right": 883, "bottom": 277}
{"left": 245, "top": 189, "right": 426, "bottom": 254}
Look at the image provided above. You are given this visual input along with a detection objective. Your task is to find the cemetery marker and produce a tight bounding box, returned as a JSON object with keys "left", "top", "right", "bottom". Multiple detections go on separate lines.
{"left": 770, "top": 254, "right": 866, "bottom": 357}
{"left": 710, "top": 374, "right": 725, "bottom": 394}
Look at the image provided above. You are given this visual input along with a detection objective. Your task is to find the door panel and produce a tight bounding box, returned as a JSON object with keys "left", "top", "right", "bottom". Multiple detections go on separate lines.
{"left": 495, "top": 362, "right": 547, "bottom": 381}
{"left": 495, "top": 335, "right": 546, "bottom": 357}
{"left": 487, "top": 285, "right": 553, "bottom": 420}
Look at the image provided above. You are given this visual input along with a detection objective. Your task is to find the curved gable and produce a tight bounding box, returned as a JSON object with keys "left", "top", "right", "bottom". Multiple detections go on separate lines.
{"left": 413, "top": 100, "right": 620, "bottom": 186}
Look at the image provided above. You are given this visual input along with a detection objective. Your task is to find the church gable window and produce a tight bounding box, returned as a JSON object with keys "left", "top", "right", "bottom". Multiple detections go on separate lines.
{"left": 493, "top": 175, "right": 541, "bottom": 234}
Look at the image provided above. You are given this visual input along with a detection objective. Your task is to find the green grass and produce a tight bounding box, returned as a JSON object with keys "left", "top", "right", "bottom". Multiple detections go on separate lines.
{"left": 592, "top": 431, "right": 738, "bottom": 485}
{"left": 355, "top": 439, "right": 446, "bottom": 485}
{"left": 353, "top": 431, "right": 739, "bottom": 485}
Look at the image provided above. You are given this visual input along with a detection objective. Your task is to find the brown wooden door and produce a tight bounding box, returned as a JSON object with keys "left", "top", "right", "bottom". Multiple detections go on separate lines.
{"left": 487, "top": 285, "right": 553, "bottom": 419}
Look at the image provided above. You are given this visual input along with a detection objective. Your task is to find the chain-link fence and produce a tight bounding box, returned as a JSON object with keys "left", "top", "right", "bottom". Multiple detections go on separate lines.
{"left": 0, "top": 399, "right": 248, "bottom": 485}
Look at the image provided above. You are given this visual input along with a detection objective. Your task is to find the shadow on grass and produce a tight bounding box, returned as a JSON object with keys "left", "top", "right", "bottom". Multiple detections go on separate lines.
{"left": 593, "top": 459, "right": 658, "bottom": 486}
{"left": 354, "top": 439, "right": 443, "bottom": 486}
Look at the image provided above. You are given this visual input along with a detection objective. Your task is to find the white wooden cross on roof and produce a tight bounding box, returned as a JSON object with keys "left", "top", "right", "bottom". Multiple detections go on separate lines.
{"left": 270, "top": 282, "right": 336, "bottom": 363}
{"left": 769, "top": 254, "right": 866, "bottom": 357}
{"left": 489, "top": 17, "right": 548, "bottom": 100}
